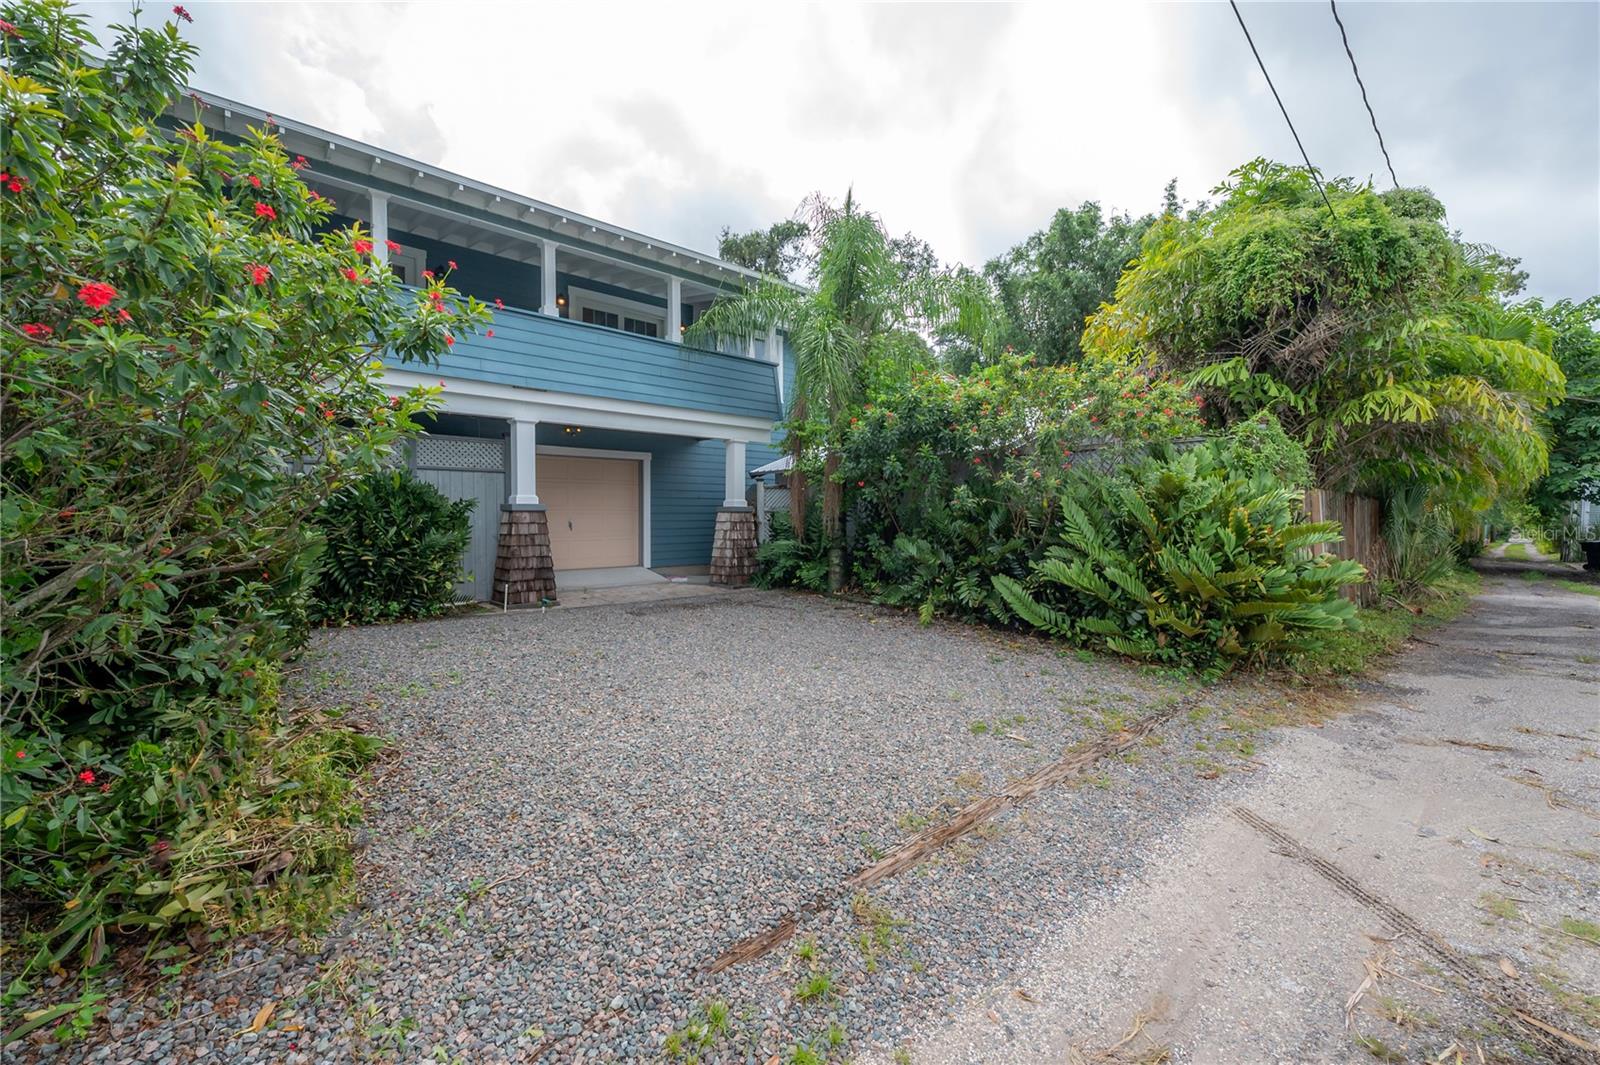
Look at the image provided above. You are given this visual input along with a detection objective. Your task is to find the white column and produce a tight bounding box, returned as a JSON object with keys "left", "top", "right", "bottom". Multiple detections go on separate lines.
{"left": 541, "top": 241, "right": 559, "bottom": 316}
{"left": 667, "top": 276, "right": 682, "bottom": 343}
{"left": 509, "top": 418, "right": 540, "bottom": 505}
{"left": 370, "top": 191, "right": 390, "bottom": 267}
{"left": 722, "top": 439, "right": 747, "bottom": 509}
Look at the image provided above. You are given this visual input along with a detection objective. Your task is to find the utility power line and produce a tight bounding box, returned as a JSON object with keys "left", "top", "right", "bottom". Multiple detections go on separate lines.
{"left": 1227, "top": 0, "right": 1338, "bottom": 221}
{"left": 1329, "top": 0, "right": 1400, "bottom": 188}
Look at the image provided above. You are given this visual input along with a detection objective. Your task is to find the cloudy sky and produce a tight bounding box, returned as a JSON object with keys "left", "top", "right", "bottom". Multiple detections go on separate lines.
{"left": 89, "top": 1, "right": 1598, "bottom": 300}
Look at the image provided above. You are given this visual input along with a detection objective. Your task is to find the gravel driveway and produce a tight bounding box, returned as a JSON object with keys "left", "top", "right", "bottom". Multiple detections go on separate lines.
{"left": 26, "top": 587, "right": 1251, "bottom": 1063}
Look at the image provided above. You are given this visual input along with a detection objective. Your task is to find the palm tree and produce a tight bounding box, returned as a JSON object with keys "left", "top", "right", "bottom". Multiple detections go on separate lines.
{"left": 687, "top": 191, "right": 998, "bottom": 591}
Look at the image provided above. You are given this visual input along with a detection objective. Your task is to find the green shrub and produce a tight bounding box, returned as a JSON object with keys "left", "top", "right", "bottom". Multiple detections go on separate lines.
{"left": 993, "top": 442, "right": 1365, "bottom": 671}
{"left": 0, "top": 0, "right": 484, "bottom": 996}
{"left": 755, "top": 512, "right": 830, "bottom": 592}
{"left": 310, "top": 472, "right": 473, "bottom": 624}
{"left": 835, "top": 353, "right": 1204, "bottom": 620}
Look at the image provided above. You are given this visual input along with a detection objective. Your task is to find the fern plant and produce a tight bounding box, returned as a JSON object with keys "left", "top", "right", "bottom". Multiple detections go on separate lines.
{"left": 993, "top": 442, "right": 1365, "bottom": 670}
{"left": 309, "top": 472, "right": 473, "bottom": 624}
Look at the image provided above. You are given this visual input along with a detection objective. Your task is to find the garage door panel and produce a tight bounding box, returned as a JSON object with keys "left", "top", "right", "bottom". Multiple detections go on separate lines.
{"left": 541, "top": 454, "right": 641, "bottom": 569}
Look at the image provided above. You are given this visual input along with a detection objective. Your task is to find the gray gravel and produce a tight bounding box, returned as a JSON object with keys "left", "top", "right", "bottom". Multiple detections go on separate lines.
{"left": 8, "top": 588, "right": 1275, "bottom": 1063}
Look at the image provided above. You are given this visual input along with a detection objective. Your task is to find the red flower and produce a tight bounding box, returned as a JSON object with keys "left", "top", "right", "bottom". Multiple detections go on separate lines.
{"left": 486, "top": 330, "right": 494, "bottom": 338}
{"left": 117, "top": 308, "right": 132, "bottom": 322}
{"left": 91, "top": 317, "right": 105, "bottom": 326}
{"left": 444, "top": 334, "right": 455, "bottom": 347}
{"left": 343, "top": 268, "right": 359, "bottom": 282}
{"left": 0, "top": 19, "right": 19, "bottom": 38}
{"left": 447, "top": 260, "right": 458, "bottom": 271}
{"left": 254, "top": 202, "right": 276, "bottom": 220}
{"left": 389, "top": 396, "right": 401, "bottom": 408}
{"left": 21, "top": 323, "right": 52, "bottom": 338}
{"left": 291, "top": 155, "right": 309, "bottom": 170}
{"left": 78, "top": 770, "right": 96, "bottom": 785}
{"left": 493, "top": 298, "right": 504, "bottom": 310}
{"left": 100, "top": 782, "right": 112, "bottom": 793}
{"left": 856, "top": 480, "right": 865, "bottom": 487}
{"left": 5, "top": 178, "right": 24, "bottom": 194}
{"left": 172, "top": 5, "right": 193, "bottom": 23}
{"left": 247, "top": 175, "right": 262, "bottom": 189}
{"left": 422, "top": 270, "right": 434, "bottom": 280}
{"left": 77, "top": 282, "right": 118, "bottom": 309}
{"left": 250, "top": 264, "right": 271, "bottom": 286}
{"left": 1163, "top": 407, "right": 1173, "bottom": 417}
{"left": 385, "top": 240, "right": 401, "bottom": 254}
{"left": 353, "top": 238, "right": 374, "bottom": 255}
{"left": 13, "top": 750, "right": 24, "bottom": 760}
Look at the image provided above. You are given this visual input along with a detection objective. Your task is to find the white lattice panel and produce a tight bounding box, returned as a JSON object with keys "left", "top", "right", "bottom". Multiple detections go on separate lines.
{"left": 413, "top": 435, "right": 505, "bottom": 472}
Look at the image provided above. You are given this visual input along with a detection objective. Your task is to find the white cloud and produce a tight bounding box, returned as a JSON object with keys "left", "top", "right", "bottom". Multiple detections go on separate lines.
{"left": 81, "top": 0, "right": 1598, "bottom": 299}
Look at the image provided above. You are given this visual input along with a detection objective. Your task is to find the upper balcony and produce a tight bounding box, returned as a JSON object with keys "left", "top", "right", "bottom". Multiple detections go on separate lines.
{"left": 399, "top": 296, "right": 782, "bottom": 421}
{"left": 179, "top": 93, "right": 791, "bottom": 424}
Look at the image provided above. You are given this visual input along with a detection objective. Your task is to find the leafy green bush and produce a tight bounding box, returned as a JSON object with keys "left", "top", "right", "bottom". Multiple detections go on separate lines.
{"left": 993, "top": 441, "right": 1365, "bottom": 671}
{"left": 755, "top": 512, "right": 830, "bottom": 592}
{"left": 836, "top": 353, "right": 1204, "bottom": 619}
{"left": 0, "top": 0, "right": 484, "bottom": 995}
{"left": 310, "top": 472, "right": 473, "bottom": 623}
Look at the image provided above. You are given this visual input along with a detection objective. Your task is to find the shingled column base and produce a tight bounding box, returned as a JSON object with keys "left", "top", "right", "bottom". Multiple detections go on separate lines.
{"left": 493, "top": 504, "right": 557, "bottom": 606}
{"left": 710, "top": 506, "right": 757, "bottom": 586}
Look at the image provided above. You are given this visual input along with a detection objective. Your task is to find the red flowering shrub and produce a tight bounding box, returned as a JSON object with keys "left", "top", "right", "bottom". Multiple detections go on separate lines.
{"left": 0, "top": 0, "right": 487, "bottom": 1000}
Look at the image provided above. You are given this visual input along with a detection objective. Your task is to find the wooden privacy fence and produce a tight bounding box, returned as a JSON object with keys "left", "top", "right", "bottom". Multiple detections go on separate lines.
{"left": 1304, "top": 489, "right": 1383, "bottom": 605}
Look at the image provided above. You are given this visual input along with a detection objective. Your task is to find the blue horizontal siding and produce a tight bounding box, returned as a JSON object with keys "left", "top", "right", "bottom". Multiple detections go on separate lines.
{"left": 392, "top": 302, "right": 781, "bottom": 421}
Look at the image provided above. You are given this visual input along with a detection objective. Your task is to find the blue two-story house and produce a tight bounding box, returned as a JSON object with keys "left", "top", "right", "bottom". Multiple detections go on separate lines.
{"left": 194, "top": 94, "right": 792, "bottom": 602}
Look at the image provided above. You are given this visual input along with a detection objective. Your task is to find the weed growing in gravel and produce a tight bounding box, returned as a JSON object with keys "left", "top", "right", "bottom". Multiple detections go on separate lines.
{"left": 968, "top": 720, "right": 989, "bottom": 734}
{"left": 953, "top": 770, "right": 984, "bottom": 791}
{"left": 1536, "top": 968, "right": 1600, "bottom": 1027}
{"left": 1520, "top": 569, "right": 1545, "bottom": 581}
{"left": 851, "top": 893, "right": 909, "bottom": 972}
{"left": 826, "top": 1022, "right": 848, "bottom": 1049}
{"left": 1557, "top": 580, "right": 1600, "bottom": 597}
{"left": 1354, "top": 1034, "right": 1404, "bottom": 1062}
{"left": 1480, "top": 892, "right": 1522, "bottom": 922}
{"left": 892, "top": 1048, "right": 912, "bottom": 1065}
{"left": 1559, "top": 916, "right": 1600, "bottom": 945}
{"left": 793, "top": 937, "right": 819, "bottom": 966}
{"left": 788, "top": 1044, "right": 824, "bottom": 1065}
{"left": 896, "top": 810, "right": 932, "bottom": 832}
{"left": 857, "top": 833, "right": 885, "bottom": 860}
{"left": 794, "top": 970, "right": 838, "bottom": 1003}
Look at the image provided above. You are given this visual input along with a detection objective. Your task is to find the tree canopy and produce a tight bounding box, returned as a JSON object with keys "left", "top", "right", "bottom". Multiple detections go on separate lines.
{"left": 1083, "top": 160, "right": 1565, "bottom": 510}
{"left": 1522, "top": 296, "right": 1600, "bottom": 521}
{"left": 984, "top": 200, "right": 1155, "bottom": 365}
{"left": 717, "top": 218, "right": 809, "bottom": 279}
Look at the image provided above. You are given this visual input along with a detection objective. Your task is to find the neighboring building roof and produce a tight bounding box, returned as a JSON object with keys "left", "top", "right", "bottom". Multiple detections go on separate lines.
{"left": 749, "top": 454, "right": 794, "bottom": 476}
{"left": 172, "top": 90, "right": 786, "bottom": 292}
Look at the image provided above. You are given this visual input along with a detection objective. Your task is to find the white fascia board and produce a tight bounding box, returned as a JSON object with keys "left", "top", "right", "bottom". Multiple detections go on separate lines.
{"left": 384, "top": 369, "right": 776, "bottom": 444}
{"left": 185, "top": 89, "right": 800, "bottom": 292}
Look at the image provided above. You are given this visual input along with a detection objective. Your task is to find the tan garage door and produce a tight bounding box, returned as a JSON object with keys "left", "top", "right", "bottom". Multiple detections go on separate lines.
{"left": 540, "top": 454, "right": 641, "bottom": 569}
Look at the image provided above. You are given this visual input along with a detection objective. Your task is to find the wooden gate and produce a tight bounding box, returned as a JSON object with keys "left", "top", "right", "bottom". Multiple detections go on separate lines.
{"left": 411, "top": 435, "right": 507, "bottom": 602}
{"left": 1304, "top": 489, "right": 1383, "bottom": 605}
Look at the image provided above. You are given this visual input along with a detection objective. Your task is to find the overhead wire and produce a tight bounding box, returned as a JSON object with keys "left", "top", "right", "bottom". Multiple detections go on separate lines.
{"left": 1329, "top": 0, "right": 1400, "bottom": 188}
{"left": 1227, "top": 0, "right": 1338, "bottom": 221}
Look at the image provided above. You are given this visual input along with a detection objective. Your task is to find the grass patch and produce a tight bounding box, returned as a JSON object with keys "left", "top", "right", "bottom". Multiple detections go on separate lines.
{"left": 1559, "top": 916, "right": 1600, "bottom": 945}
{"left": 1295, "top": 569, "right": 1480, "bottom": 678}
{"left": 1503, "top": 541, "right": 1532, "bottom": 561}
{"left": 1480, "top": 891, "right": 1522, "bottom": 922}
{"left": 1557, "top": 580, "right": 1600, "bottom": 598}
{"left": 793, "top": 970, "right": 838, "bottom": 1003}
